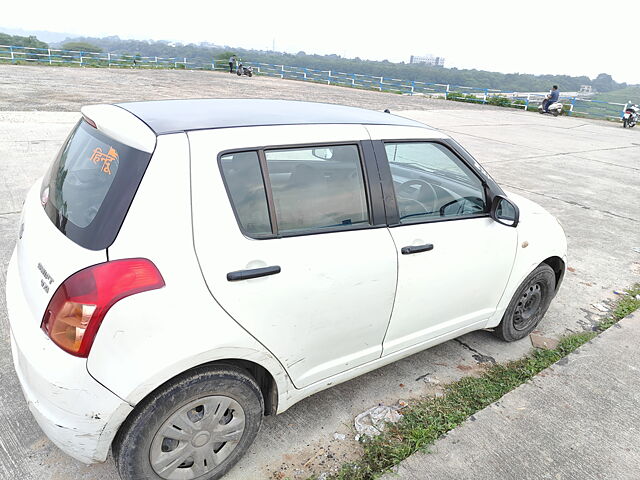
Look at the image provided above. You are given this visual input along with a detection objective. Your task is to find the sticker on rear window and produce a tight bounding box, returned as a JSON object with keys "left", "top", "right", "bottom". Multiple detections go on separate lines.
{"left": 90, "top": 146, "right": 119, "bottom": 175}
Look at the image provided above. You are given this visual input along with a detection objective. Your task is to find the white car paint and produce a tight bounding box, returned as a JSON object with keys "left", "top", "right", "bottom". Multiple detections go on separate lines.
{"left": 485, "top": 191, "right": 568, "bottom": 328}
{"left": 86, "top": 133, "right": 293, "bottom": 404}
{"left": 189, "top": 125, "right": 398, "bottom": 388}
{"left": 16, "top": 183, "right": 107, "bottom": 322}
{"left": 7, "top": 250, "right": 132, "bottom": 463}
{"left": 80, "top": 104, "right": 156, "bottom": 153}
{"left": 6, "top": 103, "right": 567, "bottom": 467}
{"left": 382, "top": 216, "right": 517, "bottom": 355}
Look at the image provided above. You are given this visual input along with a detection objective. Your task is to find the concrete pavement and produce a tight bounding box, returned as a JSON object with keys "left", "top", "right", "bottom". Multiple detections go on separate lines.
{"left": 0, "top": 73, "right": 639, "bottom": 479}
{"left": 382, "top": 312, "right": 640, "bottom": 480}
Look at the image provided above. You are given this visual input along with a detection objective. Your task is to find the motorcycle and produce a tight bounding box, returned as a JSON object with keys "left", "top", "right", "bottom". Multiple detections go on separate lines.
{"left": 236, "top": 63, "right": 253, "bottom": 77}
{"left": 622, "top": 103, "right": 638, "bottom": 128}
{"left": 538, "top": 94, "right": 563, "bottom": 116}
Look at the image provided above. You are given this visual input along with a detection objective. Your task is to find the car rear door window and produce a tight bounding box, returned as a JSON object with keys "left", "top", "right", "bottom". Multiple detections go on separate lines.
{"left": 219, "top": 151, "right": 272, "bottom": 237}
{"left": 264, "top": 145, "right": 369, "bottom": 234}
{"left": 385, "top": 142, "right": 486, "bottom": 224}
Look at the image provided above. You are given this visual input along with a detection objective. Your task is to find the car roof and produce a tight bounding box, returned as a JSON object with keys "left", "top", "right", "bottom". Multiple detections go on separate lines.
{"left": 115, "top": 99, "right": 431, "bottom": 135}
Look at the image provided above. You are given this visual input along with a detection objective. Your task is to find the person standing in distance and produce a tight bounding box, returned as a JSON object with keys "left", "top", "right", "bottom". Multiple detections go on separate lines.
{"left": 229, "top": 55, "right": 236, "bottom": 74}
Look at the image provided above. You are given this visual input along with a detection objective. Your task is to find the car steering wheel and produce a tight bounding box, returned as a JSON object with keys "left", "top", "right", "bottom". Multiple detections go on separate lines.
{"left": 397, "top": 179, "right": 438, "bottom": 214}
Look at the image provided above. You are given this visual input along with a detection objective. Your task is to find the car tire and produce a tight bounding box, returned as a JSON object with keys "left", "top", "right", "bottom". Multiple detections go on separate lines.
{"left": 113, "top": 365, "right": 264, "bottom": 480}
{"left": 494, "top": 264, "right": 556, "bottom": 342}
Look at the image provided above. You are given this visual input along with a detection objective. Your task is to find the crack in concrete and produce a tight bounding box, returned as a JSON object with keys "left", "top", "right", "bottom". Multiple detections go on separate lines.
{"left": 442, "top": 128, "right": 640, "bottom": 167}
{"left": 444, "top": 122, "right": 593, "bottom": 131}
{"left": 501, "top": 184, "right": 639, "bottom": 223}
{"left": 454, "top": 339, "right": 496, "bottom": 364}
{"left": 485, "top": 151, "right": 640, "bottom": 172}
{"left": 440, "top": 123, "right": 544, "bottom": 128}
{"left": 562, "top": 144, "right": 640, "bottom": 155}
{"left": 563, "top": 154, "right": 640, "bottom": 172}
{"left": 441, "top": 128, "right": 541, "bottom": 151}
{"left": 513, "top": 144, "right": 640, "bottom": 161}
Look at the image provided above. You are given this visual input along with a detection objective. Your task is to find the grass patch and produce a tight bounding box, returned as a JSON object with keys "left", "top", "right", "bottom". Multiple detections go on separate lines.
{"left": 597, "top": 284, "right": 640, "bottom": 330}
{"left": 319, "top": 284, "right": 640, "bottom": 480}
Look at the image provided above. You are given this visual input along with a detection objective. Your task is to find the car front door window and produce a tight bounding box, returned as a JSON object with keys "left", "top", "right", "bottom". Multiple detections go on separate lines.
{"left": 385, "top": 142, "right": 486, "bottom": 224}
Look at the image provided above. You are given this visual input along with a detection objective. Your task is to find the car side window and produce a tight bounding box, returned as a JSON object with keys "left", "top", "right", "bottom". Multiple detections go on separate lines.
{"left": 220, "top": 151, "right": 272, "bottom": 236}
{"left": 385, "top": 142, "right": 486, "bottom": 224}
{"left": 265, "top": 145, "right": 369, "bottom": 234}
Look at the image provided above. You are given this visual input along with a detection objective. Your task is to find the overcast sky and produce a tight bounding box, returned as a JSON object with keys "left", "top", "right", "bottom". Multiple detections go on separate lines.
{"left": 3, "top": 0, "right": 639, "bottom": 84}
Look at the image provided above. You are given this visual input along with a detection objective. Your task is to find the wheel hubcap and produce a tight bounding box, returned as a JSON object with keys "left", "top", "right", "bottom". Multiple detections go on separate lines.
{"left": 513, "top": 283, "right": 543, "bottom": 331}
{"left": 192, "top": 432, "right": 211, "bottom": 448}
{"left": 150, "top": 395, "right": 246, "bottom": 479}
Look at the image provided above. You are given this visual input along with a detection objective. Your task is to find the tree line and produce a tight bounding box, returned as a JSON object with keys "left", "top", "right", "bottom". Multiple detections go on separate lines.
{"left": 1, "top": 32, "right": 629, "bottom": 93}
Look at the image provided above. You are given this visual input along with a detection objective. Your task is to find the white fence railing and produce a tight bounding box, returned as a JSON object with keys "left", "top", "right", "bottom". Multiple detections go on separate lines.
{"left": 0, "top": 44, "right": 631, "bottom": 121}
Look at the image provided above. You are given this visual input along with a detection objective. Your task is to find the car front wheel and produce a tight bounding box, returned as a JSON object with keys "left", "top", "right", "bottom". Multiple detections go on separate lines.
{"left": 494, "top": 264, "right": 556, "bottom": 342}
{"left": 113, "top": 365, "right": 264, "bottom": 480}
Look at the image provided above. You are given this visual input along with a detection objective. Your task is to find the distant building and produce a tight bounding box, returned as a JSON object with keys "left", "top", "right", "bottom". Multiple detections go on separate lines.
{"left": 410, "top": 54, "right": 445, "bottom": 67}
{"left": 579, "top": 85, "right": 593, "bottom": 94}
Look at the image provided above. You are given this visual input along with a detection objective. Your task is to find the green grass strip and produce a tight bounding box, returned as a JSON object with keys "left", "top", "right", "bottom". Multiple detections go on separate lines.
{"left": 320, "top": 284, "right": 640, "bottom": 480}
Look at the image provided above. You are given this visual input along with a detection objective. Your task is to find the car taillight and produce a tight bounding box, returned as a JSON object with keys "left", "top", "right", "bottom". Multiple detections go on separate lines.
{"left": 41, "top": 258, "right": 165, "bottom": 357}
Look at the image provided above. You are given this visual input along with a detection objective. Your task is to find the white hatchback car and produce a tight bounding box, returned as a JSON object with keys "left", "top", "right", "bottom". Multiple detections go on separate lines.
{"left": 6, "top": 99, "right": 566, "bottom": 480}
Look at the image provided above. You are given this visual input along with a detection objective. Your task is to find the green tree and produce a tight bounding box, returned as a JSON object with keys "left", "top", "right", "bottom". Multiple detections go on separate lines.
{"left": 214, "top": 51, "right": 237, "bottom": 61}
{"left": 54, "top": 34, "right": 628, "bottom": 93}
{"left": 592, "top": 73, "right": 616, "bottom": 93}
{"left": 0, "top": 32, "right": 48, "bottom": 49}
{"left": 61, "top": 41, "right": 103, "bottom": 53}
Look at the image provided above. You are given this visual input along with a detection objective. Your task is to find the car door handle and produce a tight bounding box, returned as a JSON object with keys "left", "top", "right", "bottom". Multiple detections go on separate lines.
{"left": 227, "top": 266, "right": 281, "bottom": 281}
{"left": 401, "top": 244, "right": 434, "bottom": 255}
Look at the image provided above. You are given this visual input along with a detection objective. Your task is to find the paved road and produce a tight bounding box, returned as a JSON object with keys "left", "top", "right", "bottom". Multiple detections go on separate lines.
{"left": 0, "top": 65, "right": 639, "bottom": 480}
{"left": 0, "top": 64, "right": 497, "bottom": 113}
{"left": 382, "top": 312, "right": 640, "bottom": 480}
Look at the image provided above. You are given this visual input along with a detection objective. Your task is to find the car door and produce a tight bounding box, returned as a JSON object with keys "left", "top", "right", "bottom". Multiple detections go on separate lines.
{"left": 189, "top": 125, "right": 398, "bottom": 389}
{"left": 366, "top": 126, "right": 518, "bottom": 355}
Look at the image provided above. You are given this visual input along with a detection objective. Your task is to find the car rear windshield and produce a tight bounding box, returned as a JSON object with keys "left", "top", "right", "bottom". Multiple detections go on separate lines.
{"left": 41, "top": 119, "right": 153, "bottom": 250}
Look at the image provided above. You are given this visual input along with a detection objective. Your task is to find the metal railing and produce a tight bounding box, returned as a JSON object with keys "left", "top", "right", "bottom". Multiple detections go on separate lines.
{"left": 0, "top": 44, "right": 631, "bottom": 121}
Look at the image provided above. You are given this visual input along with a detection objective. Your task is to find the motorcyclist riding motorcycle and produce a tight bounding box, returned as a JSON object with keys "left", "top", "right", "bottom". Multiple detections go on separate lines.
{"left": 622, "top": 102, "right": 639, "bottom": 128}
{"left": 539, "top": 85, "right": 563, "bottom": 116}
{"left": 543, "top": 86, "right": 559, "bottom": 112}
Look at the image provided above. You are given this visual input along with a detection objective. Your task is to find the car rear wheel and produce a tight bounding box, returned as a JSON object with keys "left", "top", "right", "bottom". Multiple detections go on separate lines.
{"left": 113, "top": 366, "right": 264, "bottom": 480}
{"left": 494, "top": 264, "right": 556, "bottom": 342}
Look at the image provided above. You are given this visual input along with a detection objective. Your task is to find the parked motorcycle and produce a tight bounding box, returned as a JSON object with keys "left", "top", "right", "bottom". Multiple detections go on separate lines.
{"left": 236, "top": 63, "right": 253, "bottom": 77}
{"left": 538, "top": 94, "right": 563, "bottom": 116}
{"left": 622, "top": 103, "right": 638, "bottom": 128}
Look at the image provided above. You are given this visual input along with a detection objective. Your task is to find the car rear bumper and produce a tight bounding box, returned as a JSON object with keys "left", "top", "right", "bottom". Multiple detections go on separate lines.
{"left": 6, "top": 248, "right": 133, "bottom": 464}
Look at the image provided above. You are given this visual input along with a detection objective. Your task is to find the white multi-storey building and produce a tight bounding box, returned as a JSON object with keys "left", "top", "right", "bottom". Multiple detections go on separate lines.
{"left": 410, "top": 54, "right": 445, "bottom": 67}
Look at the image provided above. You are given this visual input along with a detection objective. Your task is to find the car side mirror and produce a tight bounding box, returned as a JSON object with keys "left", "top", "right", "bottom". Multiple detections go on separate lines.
{"left": 491, "top": 195, "right": 519, "bottom": 227}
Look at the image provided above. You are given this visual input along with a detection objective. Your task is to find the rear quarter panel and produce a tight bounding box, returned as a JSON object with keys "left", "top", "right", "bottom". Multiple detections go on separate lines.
{"left": 86, "top": 132, "right": 292, "bottom": 405}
